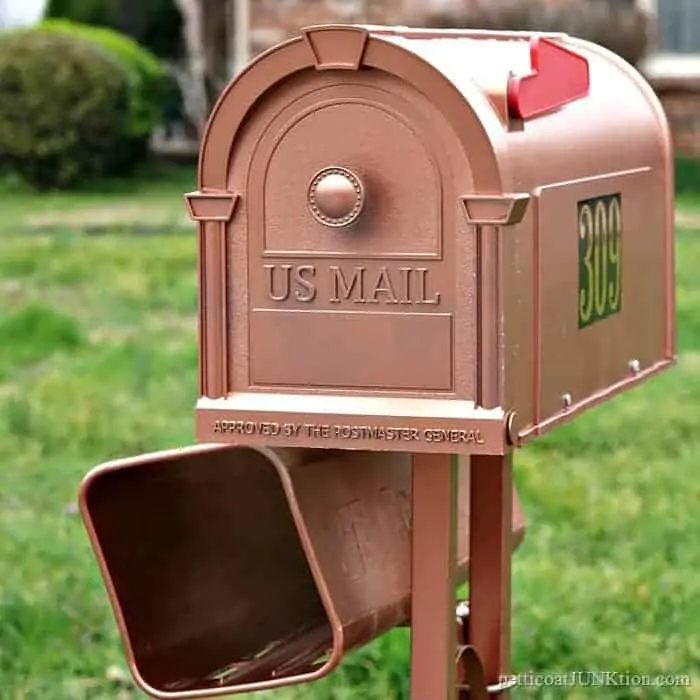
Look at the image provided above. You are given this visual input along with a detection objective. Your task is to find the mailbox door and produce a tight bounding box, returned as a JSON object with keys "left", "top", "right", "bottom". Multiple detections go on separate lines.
{"left": 227, "top": 70, "right": 479, "bottom": 399}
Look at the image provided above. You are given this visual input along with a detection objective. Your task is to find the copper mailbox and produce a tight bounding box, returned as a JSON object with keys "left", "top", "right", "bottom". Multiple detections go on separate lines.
{"left": 77, "top": 22, "right": 678, "bottom": 700}
{"left": 187, "top": 24, "right": 675, "bottom": 453}
{"left": 80, "top": 444, "right": 525, "bottom": 697}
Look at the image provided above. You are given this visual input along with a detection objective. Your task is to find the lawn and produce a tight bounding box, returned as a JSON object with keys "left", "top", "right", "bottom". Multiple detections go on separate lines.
{"left": 1, "top": 165, "right": 700, "bottom": 700}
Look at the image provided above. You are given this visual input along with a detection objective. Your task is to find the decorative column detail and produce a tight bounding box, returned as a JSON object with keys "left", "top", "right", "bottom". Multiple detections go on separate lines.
{"left": 460, "top": 194, "right": 530, "bottom": 227}
{"left": 185, "top": 191, "right": 240, "bottom": 399}
{"left": 461, "top": 194, "right": 530, "bottom": 409}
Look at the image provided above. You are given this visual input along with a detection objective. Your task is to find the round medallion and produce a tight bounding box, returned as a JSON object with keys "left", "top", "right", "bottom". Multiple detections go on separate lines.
{"left": 307, "top": 167, "right": 365, "bottom": 228}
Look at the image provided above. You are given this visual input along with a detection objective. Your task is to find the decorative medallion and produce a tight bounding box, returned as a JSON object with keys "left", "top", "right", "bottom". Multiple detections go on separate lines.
{"left": 307, "top": 167, "right": 365, "bottom": 228}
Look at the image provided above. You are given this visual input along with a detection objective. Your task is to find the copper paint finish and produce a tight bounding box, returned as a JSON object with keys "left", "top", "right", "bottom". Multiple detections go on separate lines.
{"left": 468, "top": 454, "right": 514, "bottom": 688}
{"left": 79, "top": 444, "right": 525, "bottom": 698}
{"left": 76, "top": 20, "right": 677, "bottom": 700}
{"left": 307, "top": 167, "right": 365, "bottom": 228}
{"left": 410, "top": 453, "right": 458, "bottom": 700}
{"left": 187, "top": 23, "right": 675, "bottom": 451}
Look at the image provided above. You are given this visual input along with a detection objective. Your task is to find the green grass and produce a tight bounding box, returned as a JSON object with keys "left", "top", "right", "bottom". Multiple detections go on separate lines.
{"left": 1, "top": 166, "right": 700, "bottom": 699}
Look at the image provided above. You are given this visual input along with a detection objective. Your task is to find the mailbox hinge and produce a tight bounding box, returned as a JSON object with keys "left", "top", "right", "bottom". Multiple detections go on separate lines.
{"left": 461, "top": 194, "right": 530, "bottom": 227}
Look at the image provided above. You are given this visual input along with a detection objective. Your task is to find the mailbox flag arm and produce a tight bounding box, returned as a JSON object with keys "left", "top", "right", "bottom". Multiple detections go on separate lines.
{"left": 507, "top": 37, "right": 590, "bottom": 120}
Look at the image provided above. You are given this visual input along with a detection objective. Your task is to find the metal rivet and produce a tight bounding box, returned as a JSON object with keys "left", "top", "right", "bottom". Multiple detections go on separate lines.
{"left": 562, "top": 393, "right": 573, "bottom": 409}
{"left": 628, "top": 359, "right": 641, "bottom": 375}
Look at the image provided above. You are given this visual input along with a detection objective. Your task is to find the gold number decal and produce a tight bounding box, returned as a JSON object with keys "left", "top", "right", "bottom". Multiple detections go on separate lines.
{"left": 607, "top": 197, "right": 622, "bottom": 311}
{"left": 578, "top": 203, "right": 594, "bottom": 325}
{"left": 578, "top": 194, "right": 622, "bottom": 328}
{"left": 593, "top": 200, "right": 608, "bottom": 317}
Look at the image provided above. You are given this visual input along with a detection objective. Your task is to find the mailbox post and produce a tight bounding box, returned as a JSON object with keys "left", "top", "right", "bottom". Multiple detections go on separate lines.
{"left": 79, "top": 24, "right": 675, "bottom": 700}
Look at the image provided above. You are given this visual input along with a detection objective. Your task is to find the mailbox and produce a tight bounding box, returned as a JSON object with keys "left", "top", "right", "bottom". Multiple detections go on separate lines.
{"left": 186, "top": 24, "right": 675, "bottom": 452}
{"left": 79, "top": 23, "right": 676, "bottom": 700}
{"left": 80, "top": 444, "right": 525, "bottom": 696}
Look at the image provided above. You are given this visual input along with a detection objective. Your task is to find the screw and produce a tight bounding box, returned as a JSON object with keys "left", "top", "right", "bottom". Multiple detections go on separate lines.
{"left": 628, "top": 359, "right": 641, "bottom": 375}
{"left": 562, "top": 393, "right": 573, "bottom": 409}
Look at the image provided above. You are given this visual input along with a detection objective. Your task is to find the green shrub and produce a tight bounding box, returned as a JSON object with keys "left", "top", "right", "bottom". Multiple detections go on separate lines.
{"left": 39, "top": 19, "right": 171, "bottom": 167}
{"left": 0, "top": 29, "right": 130, "bottom": 189}
{"left": 421, "top": 0, "right": 651, "bottom": 67}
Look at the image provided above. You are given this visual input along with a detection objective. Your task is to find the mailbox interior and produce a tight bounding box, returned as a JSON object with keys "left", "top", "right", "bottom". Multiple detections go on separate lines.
{"left": 81, "top": 446, "right": 331, "bottom": 694}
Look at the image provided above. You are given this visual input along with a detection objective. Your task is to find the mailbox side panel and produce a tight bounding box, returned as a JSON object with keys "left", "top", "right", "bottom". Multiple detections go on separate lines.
{"left": 500, "top": 36, "right": 674, "bottom": 440}
{"left": 536, "top": 168, "right": 666, "bottom": 419}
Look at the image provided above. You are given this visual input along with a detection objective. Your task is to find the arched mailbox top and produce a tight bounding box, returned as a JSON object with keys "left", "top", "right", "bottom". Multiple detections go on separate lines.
{"left": 197, "top": 25, "right": 507, "bottom": 196}
{"left": 195, "top": 24, "right": 672, "bottom": 211}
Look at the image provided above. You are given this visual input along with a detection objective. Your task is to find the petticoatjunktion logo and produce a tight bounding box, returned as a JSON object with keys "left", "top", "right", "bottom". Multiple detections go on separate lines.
{"left": 500, "top": 671, "right": 693, "bottom": 688}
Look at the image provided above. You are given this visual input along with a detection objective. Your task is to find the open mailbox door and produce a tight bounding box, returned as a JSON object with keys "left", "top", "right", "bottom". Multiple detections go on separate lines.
{"left": 80, "top": 444, "right": 524, "bottom": 696}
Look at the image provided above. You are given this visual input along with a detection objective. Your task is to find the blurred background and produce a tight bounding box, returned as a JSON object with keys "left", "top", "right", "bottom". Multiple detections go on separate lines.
{"left": 1, "top": 1, "right": 700, "bottom": 700}
{"left": 0, "top": 0, "right": 699, "bottom": 182}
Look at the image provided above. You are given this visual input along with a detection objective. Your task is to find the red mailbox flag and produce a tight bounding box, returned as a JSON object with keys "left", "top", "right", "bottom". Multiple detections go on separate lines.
{"left": 507, "top": 36, "right": 590, "bottom": 120}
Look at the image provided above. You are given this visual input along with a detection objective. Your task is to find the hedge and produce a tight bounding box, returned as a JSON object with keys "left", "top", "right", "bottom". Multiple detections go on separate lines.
{"left": 0, "top": 28, "right": 130, "bottom": 189}
{"left": 40, "top": 18, "right": 171, "bottom": 168}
